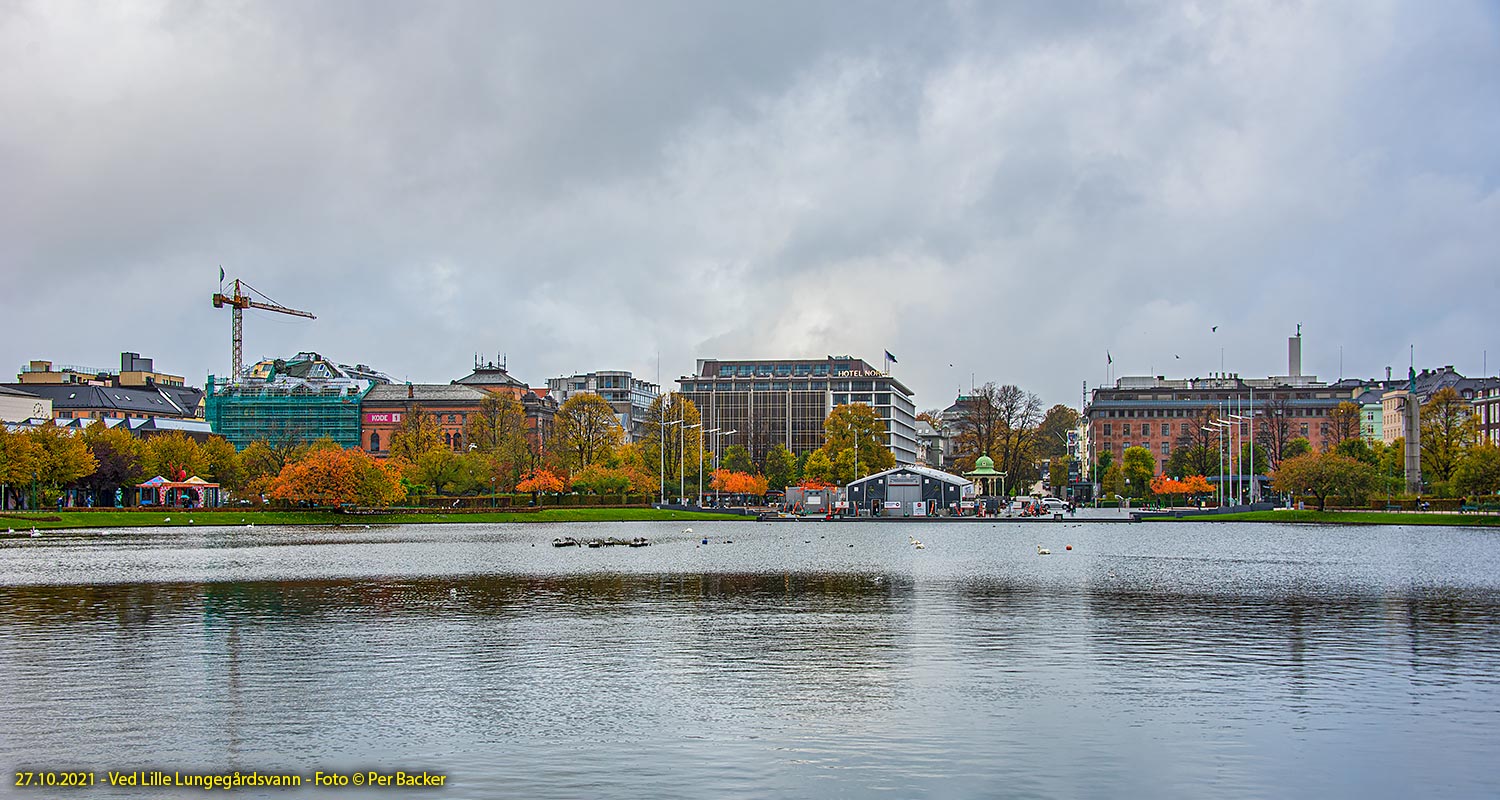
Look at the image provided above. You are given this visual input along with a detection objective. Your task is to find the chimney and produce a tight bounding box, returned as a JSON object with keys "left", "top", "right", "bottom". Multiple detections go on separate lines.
{"left": 1386, "top": 366, "right": 1392, "bottom": 382}
{"left": 407, "top": 382, "right": 414, "bottom": 399}
{"left": 1288, "top": 330, "right": 1302, "bottom": 377}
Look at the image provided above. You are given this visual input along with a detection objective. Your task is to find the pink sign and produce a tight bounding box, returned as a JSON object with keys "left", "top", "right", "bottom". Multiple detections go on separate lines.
{"left": 364, "top": 412, "right": 403, "bottom": 424}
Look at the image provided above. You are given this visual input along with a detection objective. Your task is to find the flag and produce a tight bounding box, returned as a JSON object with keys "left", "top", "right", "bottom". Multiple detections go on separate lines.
{"left": 219, "top": 266, "right": 225, "bottom": 282}
{"left": 1107, "top": 351, "right": 1112, "bottom": 365}
{"left": 885, "top": 350, "right": 898, "bottom": 364}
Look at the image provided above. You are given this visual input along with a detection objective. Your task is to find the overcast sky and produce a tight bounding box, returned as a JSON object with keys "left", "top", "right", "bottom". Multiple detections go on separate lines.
{"left": 2, "top": 1, "right": 1497, "bottom": 409}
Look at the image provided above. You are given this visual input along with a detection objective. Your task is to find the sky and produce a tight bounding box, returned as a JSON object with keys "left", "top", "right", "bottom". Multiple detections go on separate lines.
{"left": 2, "top": 0, "right": 1498, "bottom": 411}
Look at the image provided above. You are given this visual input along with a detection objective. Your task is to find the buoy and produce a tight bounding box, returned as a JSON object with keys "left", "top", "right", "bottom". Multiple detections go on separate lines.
{"left": 702, "top": 538, "right": 708, "bottom": 545}
{"left": 1065, "top": 545, "right": 1072, "bottom": 551}
{"left": 1037, "top": 545, "right": 1051, "bottom": 555}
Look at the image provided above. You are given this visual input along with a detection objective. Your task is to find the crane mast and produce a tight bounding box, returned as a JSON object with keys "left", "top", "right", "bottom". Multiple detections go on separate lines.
{"left": 211, "top": 277, "right": 316, "bottom": 384}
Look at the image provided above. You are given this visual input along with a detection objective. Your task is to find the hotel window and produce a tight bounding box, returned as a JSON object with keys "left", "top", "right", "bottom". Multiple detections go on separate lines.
{"left": 1300, "top": 423, "right": 1309, "bottom": 437}
{"left": 1160, "top": 442, "right": 1170, "bottom": 454}
{"left": 1103, "top": 423, "right": 1111, "bottom": 436}
{"left": 1122, "top": 423, "right": 1130, "bottom": 436}
{"left": 1141, "top": 423, "right": 1151, "bottom": 436}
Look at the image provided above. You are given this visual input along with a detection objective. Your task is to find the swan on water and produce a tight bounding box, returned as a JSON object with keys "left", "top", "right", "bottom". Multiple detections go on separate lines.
{"left": 1036, "top": 545, "right": 1051, "bottom": 555}
{"left": 683, "top": 527, "right": 693, "bottom": 534}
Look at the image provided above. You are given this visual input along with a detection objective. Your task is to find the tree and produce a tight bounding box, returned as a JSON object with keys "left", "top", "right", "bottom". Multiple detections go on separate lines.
{"left": 1048, "top": 455, "right": 1071, "bottom": 497}
{"left": 1256, "top": 395, "right": 1299, "bottom": 470}
{"left": 1172, "top": 406, "right": 1222, "bottom": 477}
{"left": 388, "top": 404, "right": 445, "bottom": 463}
{"left": 1181, "top": 474, "right": 1213, "bottom": 498}
{"left": 1036, "top": 404, "right": 1081, "bottom": 459}
{"left": 1284, "top": 437, "right": 1312, "bottom": 461}
{"left": 1101, "top": 464, "right": 1125, "bottom": 499}
{"left": 570, "top": 464, "right": 632, "bottom": 495}
{"left": 516, "top": 468, "right": 567, "bottom": 494}
{"left": 1150, "top": 474, "right": 1188, "bottom": 506}
{"left": 79, "top": 425, "right": 144, "bottom": 504}
{"left": 465, "top": 393, "right": 531, "bottom": 489}
{"left": 0, "top": 427, "right": 46, "bottom": 508}
{"left": 1122, "top": 446, "right": 1155, "bottom": 498}
{"left": 722, "top": 444, "right": 754, "bottom": 475}
{"left": 1095, "top": 450, "right": 1113, "bottom": 474}
{"left": 711, "top": 470, "right": 769, "bottom": 496}
{"left": 949, "top": 383, "right": 1006, "bottom": 472}
{"left": 1271, "top": 452, "right": 1377, "bottom": 511}
{"left": 1324, "top": 402, "right": 1362, "bottom": 449}
{"left": 200, "top": 436, "right": 245, "bottom": 492}
{"left": 142, "top": 431, "right": 205, "bottom": 481}
{"left": 550, "top": 393, "right": 624, "bottom": 471}
{"left": 1453, "top": 442, "right": 1500, "bottom": 498}
{"left": 1421, "top": 387, "right": 1478, "bottom": 483}
{"left": 763, "top": 443, "right": 798, "bottom": 491}
{"left": 268, "top": 447, "right": 405, "bottom": 506}
{"left": 802, "top": 448, "right": 836, "bottom": 485}
{"left": 820, "top": 403, "right": 893, "bottom": 483}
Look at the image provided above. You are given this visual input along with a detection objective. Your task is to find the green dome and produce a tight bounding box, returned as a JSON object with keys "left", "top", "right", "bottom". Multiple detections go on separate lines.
{"left": 975, "top": 455, "right": 995, "bottom": 470}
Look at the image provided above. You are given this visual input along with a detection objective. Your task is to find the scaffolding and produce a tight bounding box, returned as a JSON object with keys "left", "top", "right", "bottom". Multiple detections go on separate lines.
{"left": 205, "top": 376, "right": 372, "bottom": 449}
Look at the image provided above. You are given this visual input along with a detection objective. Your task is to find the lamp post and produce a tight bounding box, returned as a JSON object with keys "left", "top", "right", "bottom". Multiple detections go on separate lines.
{"left": 682, "top": 422, "right": 700, "bottom": 505}
{"left": 714, "top": 429, "right": 736, "bottom": 507}
{"left": 700, "top": 428, "right": 718, "bottom": 507}
{"left": 1225, "top": 414, "right": 1248, "bottom": 505}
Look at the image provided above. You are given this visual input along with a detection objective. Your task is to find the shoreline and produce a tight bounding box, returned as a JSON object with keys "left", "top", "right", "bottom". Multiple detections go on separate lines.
{"left": 0, "top": 507, "right": 748, "bottom": 532}
{"left": 1151, "top": 509, "right": 1500, "bottom": 527}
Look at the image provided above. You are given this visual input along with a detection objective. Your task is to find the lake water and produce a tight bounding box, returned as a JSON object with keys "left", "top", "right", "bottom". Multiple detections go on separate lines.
{"left": 3, "top": 520, "right": 1500, "bottom": 798}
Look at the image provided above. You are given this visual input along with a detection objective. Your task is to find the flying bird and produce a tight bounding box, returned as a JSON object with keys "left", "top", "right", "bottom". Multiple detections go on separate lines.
{"left": 1174, "top": 354, "right": 1181, "bottom": 359}
{"left": 1211, "top": 326, "right": 1218, "bottom": 332}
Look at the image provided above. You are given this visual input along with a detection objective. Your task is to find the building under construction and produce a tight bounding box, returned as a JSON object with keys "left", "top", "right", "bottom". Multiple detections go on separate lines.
{"left": 206, "top": 352, "right": 391, "bottom": 449}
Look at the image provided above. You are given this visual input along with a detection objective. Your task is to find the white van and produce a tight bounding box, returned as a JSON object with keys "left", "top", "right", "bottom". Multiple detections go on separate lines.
{"left": 1041, "top": 497, "right": 1067, "bottom": 513}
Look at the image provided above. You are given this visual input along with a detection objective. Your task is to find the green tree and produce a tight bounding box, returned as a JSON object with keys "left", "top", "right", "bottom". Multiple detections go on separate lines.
{"left": 0, "top": 427, "right": 47, "bottom": 507}
{"left": 722, "top": 444, "right": 754, "bottom": 474}
{"left": 820, "top": 403, "right": 893, "bottom": 482}
{"left": 802, "top": 448, "right": 836, "bottom": 485}
{"left": 24, "top": 426, "right": 98, "bottom": 504}
{"left": 1421, "top": 387, "right": 1478, "bottom": 483}
{"left": 388, "top": 404, "right": 445, "bottom": 463}
{"left": 1122, "top": 446, "right": 1155, "bottom": 498}
{"left": 1453, "top": 441, "right": 1500, "bottom": 498}
{"left": 1095, "top": 450, "right": 1113, "bottom": 474}
{"left": 763, "top": 443, "right": 798, "bottom": 491}
{"left": 1284, "top": 437, "right": 1312, "bottom": 461}
{"left": 1271, "top": 452, "right": 1377, "bottom": 511}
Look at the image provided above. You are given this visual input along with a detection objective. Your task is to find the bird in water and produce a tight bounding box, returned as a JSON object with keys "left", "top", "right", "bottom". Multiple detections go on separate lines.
{"left": 683, "top": 527, "right": 693, "bottom": 534}
{"left": 31, "top": 528, "right": 41, "bottom": 538}
{"left": 1036, "top": 545, "right": 1051, "bottom": 555}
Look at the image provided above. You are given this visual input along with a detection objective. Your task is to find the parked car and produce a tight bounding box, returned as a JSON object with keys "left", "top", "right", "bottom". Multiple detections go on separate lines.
{"left": 1041, "top": 497, "right": 1067, "bottom": 513}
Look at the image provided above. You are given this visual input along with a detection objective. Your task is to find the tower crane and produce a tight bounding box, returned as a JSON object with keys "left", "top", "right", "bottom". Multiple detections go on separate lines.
{"left": 211, "top": 276, "right": 316, "bottom": 384}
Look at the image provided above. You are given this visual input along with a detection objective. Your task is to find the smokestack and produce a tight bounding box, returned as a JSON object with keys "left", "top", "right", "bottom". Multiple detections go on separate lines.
{"left": 407, "top": 382, "right": 414, "bottom": 399}
{"left": 1288, "top": 330, "right": 1302, "bottom": 377}
{"left": 1386, "top": 366, "right": 1392, "bottom": 382}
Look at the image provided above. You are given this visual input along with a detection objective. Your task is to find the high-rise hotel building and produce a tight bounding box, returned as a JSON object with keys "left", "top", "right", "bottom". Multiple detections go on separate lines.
{"left": 677, "top": 356, "right": 918, "bottom": 465}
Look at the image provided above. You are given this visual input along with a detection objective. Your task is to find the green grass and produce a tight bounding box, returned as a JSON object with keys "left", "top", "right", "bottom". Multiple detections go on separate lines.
{"left": 1156, "top": 510, "right": 1500, "bottom": 527}
{"left": 0, "top": 507, "right": 748, "bottom": 532}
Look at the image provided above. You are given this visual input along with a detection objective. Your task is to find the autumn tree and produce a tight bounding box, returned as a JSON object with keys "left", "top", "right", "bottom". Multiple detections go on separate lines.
{"left": 949, "top": 383, "right": 1006, "bottom": 472}
{"left": 711, "top": 470, "right": 769, "bottom": 496}
{"left": 1101, "top": 464, "right": 1125, "bottom": 499}
{"left": 465, "top": 393, "right": 531, "bottom": 490}
{"left": 1048, "top": 455, "right": 1071, "bottom": 496}
{"left": 1284, "top": 437, "right": 1312, "bottom": 461}
{"left": 1421, "top": 387, "right": 1478, "bottom": 484}
{"left": 141, "top": 431, "right": 206, "bottom": 481}
{"left": 0, "top": 427, "right": 46, "bottom": 507}
{"left": 1324, "top": 401, "right": 1362, "bottom": 449}
{"left": 516, "top": 468, "right": 567, "bottom": 494}
{"left": 1036, "top": 404, "right": 1081, "bottom": 459}
{"left": 268, "top": 447, "right": 405, "bottom": 506}
{"left": 200, "top": 436, "right": 245, "bottom": 492}
{"left": 570, "top": 464, "right": 633, "bottom": 495}
{"left": 1271, "top": 452, "right": 1376, "bottom": 511}
{"left": 820, "top": 403, "right": 893, "bottom": 483}
{"left": 950, "top": 383, "right": 1043, "bottom": 484}
{"left": 388, "top": 404, "right": 446, "bottom": 463}
{"left": 802, "top": 448, "right": 836, "bottom": 485}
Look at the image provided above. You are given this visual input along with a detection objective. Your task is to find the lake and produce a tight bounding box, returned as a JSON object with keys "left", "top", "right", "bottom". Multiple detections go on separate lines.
{"left": 3, "top": 519, "right": 1499, "bottom": 798}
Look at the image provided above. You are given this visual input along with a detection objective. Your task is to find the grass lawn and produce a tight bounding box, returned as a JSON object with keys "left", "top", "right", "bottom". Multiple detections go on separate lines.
{"left": 1157, "top": 510, "right": 1500, "bottom": 527}
{"left": 0, "top": 507, "right": 749, "bottom": 532}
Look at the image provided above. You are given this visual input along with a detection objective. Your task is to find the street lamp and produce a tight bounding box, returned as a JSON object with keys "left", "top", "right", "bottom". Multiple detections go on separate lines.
{"left": 681, "top": 422, "right": 700, "bottom": 505}
{"left": 714, "top": 429, "right": 736, "bottom": 507}
{"left": 1225, "top": 414, "right": 1248, "bottom": 505}
{"left": 700, "top": 428, "right": 719, "bottom": 507}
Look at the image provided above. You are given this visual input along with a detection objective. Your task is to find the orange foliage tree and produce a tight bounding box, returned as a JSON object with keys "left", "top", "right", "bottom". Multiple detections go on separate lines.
{"left": 1150, "top": 474, "right": 1189, "bottom": 506}
{"left": 711, "top": 469, "right": 769, "bottom": 495}
{"left": 268, "top": 447, "right": 405, "bottom": 507}
{"left": 1181, "top": 475, "right": 1213, "bottom": 496}
{"left": 516, "top": 468, "right": 567, "bottom": 494}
